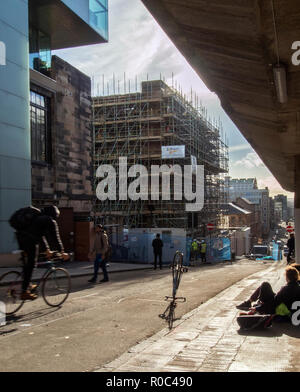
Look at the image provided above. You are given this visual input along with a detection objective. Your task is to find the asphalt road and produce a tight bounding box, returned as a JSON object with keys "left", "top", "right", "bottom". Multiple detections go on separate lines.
{"left": 0, "top": 260, "right": 270, "bottom": 372}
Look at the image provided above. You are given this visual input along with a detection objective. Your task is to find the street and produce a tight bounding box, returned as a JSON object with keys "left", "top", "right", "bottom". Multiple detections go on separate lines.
{"left": 0, "top": 260, "right": 269, "bottom": 372}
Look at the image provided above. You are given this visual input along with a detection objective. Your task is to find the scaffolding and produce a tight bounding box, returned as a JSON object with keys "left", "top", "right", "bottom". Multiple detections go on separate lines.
{"left": 92, "top": 79, "right": 229, "bottom": 235}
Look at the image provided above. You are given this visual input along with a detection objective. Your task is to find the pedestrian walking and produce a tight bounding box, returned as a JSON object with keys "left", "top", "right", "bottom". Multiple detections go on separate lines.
{"left": 287, "top": 233, "right": 295, "bottom": 264}
{"left": 88, "top": 224, "right": 110, "bottom": 283}
{"left": 200, "top": 240, "right": 207, "bottom": 263}
{"left": 152, "top": 233, "right": 163, "bottom": 270}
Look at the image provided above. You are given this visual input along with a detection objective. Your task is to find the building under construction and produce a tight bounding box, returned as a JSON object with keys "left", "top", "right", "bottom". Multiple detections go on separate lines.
{"left": 92, "top": 80, "right": 228, "bottom": 237}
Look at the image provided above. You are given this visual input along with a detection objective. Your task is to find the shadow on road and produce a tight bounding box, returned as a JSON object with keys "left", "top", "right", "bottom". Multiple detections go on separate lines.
{"left": 4, "top": 306, "right": 60, "bottom": 325}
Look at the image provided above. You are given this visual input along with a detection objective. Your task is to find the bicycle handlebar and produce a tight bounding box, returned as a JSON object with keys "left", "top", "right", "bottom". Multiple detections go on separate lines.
{"left": 39, "top": 251, "right": 72, "bottom": 261}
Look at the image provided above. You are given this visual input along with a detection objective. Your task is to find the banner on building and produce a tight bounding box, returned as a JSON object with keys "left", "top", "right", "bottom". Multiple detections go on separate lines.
{"left": 161, "top": 145, "right": 185, "bottom": 159}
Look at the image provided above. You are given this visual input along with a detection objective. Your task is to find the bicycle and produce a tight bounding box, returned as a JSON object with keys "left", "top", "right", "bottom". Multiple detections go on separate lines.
{"left": 159, "top": 250, "right": 188, "bottom": 330}
{"left": 0, "top": 252, "right": 71, "bottom": 316}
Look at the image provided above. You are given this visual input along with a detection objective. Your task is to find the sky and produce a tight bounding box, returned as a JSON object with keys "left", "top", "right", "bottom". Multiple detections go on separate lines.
{"left": 54, "top": 0, "right": 293, "bottom": 199}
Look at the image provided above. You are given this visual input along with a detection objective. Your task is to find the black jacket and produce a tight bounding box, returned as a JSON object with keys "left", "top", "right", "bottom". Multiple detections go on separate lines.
{"left": 18, "top": 215, "right": 64, "bottom": 252}
{"left": 287, "top": 237, "right": 295, "bottom": 251}
{"left": 152, "top": 238, "right": 163, "bottom": 253}
{"left": 275, "top": 281, "right": 300, "bottom": 311}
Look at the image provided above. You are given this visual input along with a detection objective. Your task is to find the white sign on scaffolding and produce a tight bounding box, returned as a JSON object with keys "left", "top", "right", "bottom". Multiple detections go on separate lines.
{"left": 161, "top": 145, "right": 185, "bottom": 159}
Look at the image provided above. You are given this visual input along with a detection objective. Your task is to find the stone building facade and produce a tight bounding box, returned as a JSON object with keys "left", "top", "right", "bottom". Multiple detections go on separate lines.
{"left": 30, "top": 56, "right": 94, "bottom": 257}
{"left": 31, "top": 55, "right": 93, "bottom": 213}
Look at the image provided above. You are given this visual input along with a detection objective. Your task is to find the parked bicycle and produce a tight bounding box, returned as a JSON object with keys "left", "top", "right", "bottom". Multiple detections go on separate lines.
{"left": 159, "top": 251, "right": 188, "bottom": 329}
{"left": 0, "top": 252, "right": 71, "bottom": 315}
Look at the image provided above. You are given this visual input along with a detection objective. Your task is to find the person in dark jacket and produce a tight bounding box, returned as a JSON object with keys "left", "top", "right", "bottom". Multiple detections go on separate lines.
{"left": 152, "top": 233, "right": 163, "bottom": 270}
{"left": 287, "top": 233, "right": 295, "bottom": 264}
{"left": 16, "top": 206, "right": 69, "bottom": 300}
{"left": 236, "top": 266, "right": 300, "bottom": 315}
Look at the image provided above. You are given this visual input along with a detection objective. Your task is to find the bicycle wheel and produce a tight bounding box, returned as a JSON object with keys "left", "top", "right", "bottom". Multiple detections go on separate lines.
{"left": 42, "top": 268, "right": 71, "bottom": 307}
{"left": 0, "top": 271, "right": 24, "bottom": 315}
{"left": 168, "top": 302, "right": 176, "bottom": 330}
{"left": 172, "top": 251, "right": 183, "bottom": 297}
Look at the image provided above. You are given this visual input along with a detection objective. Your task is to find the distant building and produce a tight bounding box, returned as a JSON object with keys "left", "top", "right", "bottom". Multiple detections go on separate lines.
{"left": 274, "top": 194, "right": 288, "bottom": 221}
{"left": 269, "top": 197, "right": 276, "bottom": 229}
{"left": 234, "top": 197, "right": 262, "bottom": 245}
{"left": 226, "top": 202, "right": 252, "bottom": 228}
{"left": 225, "top": 177, "right": 270, "bottom": 238}
{"left": 287, "top": 198, "right": 294, "bottom": 220}
{"left": 225, "top": 177, "right": 257, "bottom": 201}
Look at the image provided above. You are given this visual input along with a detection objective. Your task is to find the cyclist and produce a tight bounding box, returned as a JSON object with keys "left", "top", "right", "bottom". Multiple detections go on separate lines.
{"left": 15, "top": 206, "right": 70, "bottom": 300}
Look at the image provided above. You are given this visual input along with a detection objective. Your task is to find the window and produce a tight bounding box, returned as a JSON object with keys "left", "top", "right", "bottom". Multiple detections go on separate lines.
{"left": 29, "top": 27, "right": 51, "bottom": 76}
{"left": 30, "top": 91, "right": 51, "bottom": 163}
{"left": 89, "top": 0, "right": 108, "bottom": 40}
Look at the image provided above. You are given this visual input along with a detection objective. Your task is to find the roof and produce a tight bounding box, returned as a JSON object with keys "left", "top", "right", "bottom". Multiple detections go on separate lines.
{"left": 227, "top": 203, "right": 252, "bottom": 215}
{"left": 237, "top": 197, "right": 255, "bottom": 205}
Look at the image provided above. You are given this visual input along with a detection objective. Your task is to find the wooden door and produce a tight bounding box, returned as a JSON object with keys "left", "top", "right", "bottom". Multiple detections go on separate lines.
{"left": 57, "top": 208, "right": 75, "bottom": 253}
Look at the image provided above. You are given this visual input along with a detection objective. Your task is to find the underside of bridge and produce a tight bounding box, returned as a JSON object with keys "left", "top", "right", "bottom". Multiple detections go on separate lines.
{"left": 141, "top": 0, "right": 300, "bottom": 193}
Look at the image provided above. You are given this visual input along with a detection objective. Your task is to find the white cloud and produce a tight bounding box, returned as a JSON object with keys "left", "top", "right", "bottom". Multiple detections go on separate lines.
{"left": 257, "top": 177, "right": 294, "bottom": 197}
{"left": 234, "top": 152, "right": 264, "bottom": 169}
{"left": 229, "top": 144, "right": 251, "bottom": 153}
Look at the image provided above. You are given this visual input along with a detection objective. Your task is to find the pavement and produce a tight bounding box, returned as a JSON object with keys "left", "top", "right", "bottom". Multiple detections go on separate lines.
{"left": 0, "top": 260, "right": 154, "bottom": 281}
{"left": 94, "top": 259, "right": 300, "bottom": 372}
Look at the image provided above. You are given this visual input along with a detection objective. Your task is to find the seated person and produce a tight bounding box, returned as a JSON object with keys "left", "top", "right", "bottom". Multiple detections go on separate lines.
{"left": 236, "top": 266, "right": 300, "bottom": 316}
{"left": 290, "top": 263, "right": 300, "bottom": 278}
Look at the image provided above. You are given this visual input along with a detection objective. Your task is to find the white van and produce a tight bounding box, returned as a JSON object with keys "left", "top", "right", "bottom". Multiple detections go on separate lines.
{"left": 251, "top": 245, "right": 269, "bottom": 259}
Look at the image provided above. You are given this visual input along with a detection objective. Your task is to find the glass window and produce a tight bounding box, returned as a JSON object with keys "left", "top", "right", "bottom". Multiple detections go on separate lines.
{"left": 29, "top": 27, "right": 52, "bottom": 76}
{"left": 89, "top": 0, "right": 108, "bottom": 40}
{"left": 30, "top": 91, "right": 51, "bottom": 163}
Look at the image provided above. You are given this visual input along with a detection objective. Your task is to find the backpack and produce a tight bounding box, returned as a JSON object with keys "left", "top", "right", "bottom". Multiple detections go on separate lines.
{"left": 9, "top": 206, "right": 41, "bottom": 232}
{"left": 237, "top": 314, "right": 273, "bottom": 330}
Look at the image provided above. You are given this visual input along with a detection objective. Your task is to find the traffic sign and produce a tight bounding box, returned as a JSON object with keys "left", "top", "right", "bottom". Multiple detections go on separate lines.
{"left": 286, "top": 225, "right": 294, "bottom": 233}
{"left": 207, "top": 223, "right": 214, "bottom": 231}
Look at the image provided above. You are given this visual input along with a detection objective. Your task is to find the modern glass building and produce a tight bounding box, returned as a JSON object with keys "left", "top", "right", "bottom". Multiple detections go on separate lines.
{"left": 0, "top": 0, "right": 108, "bottom": 256}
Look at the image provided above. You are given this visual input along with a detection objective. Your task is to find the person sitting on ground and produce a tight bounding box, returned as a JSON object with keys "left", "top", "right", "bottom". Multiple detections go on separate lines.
{"left": 236, "top": 266, "right": 300, "bottom": 317}
{"left": 290, "top": 263, "right": 300, "bottom": 279}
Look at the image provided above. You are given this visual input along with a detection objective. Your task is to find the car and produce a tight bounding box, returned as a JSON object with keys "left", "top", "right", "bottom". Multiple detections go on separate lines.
{"left": 251, "top": 244, "right": 269, "bottom": 259}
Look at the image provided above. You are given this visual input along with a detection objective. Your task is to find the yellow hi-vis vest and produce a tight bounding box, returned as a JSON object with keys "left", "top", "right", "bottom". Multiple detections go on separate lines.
{"left": 201, "top": 243, "right": 207, "bottom": 253}
{"left": 192, "top": 241, "right": 198, "bottom": 251}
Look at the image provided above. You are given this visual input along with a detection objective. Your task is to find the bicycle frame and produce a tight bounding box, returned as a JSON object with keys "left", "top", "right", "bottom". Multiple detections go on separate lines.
{"left": 159, "top": 251, "right": 188, "bottom": 329}
{"left": 31, "top": 259, "right": 63, "bottom": 292}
